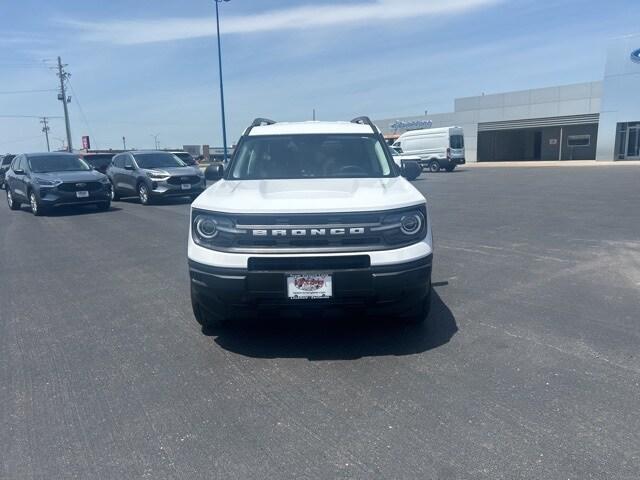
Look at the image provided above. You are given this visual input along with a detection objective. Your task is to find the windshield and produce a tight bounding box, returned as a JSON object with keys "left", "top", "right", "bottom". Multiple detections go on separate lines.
{"left": 173, "top": 152, "right": 195, "bottom": 164}
{"left": 28, "top": 155, "right": 91, "bottom": 173}
{"left": 229, "top": 134, "right": 396, "bottom": 180}
{"left": 134, "top": 153, "right": 186, "bottom": 169}
{"left": 83, "top": 154, "right": 114, "bottom": 167}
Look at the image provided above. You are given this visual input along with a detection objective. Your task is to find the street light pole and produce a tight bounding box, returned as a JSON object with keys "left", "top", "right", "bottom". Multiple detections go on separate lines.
{"left": 215, "top": 0, "right": 230, "bottom": 163}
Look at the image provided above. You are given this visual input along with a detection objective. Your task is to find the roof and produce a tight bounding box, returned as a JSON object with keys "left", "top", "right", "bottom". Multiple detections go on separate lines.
{"left": 399, "top": 126, "right": 463, "bottom": 136}
{"left": 25, "top": 152, "right": 78, "bottom": 158}
{"left": 249, "top": 121, "right": 375, "bottom": 136}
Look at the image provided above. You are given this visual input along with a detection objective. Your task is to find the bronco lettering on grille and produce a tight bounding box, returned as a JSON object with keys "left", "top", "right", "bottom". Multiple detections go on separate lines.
{"left": 252, "top": 228, "right": 366, "bottom": 237}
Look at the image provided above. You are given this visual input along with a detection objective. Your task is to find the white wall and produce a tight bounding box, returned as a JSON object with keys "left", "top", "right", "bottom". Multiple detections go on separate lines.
{"left": 377, "top": 82, "right": 601, "bottom": 162}
{"left": 596, "top": 33, "right": 640, "bottom": 160}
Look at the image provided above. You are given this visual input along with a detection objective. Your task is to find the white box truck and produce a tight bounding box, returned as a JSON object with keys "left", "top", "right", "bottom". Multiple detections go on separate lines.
{"left": 392, "top": 127, "right": 465, "bottom": 172}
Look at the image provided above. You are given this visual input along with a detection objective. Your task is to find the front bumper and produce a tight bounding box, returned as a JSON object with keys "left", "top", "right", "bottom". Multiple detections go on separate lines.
{"left": 189, "top": 254, "right": 432, "bottom": 312}
{"left": 38, "top": 185, "right": 111, "bottom": 207}
{"left": 149, "top": 178, "right": 205, "bottom": 198}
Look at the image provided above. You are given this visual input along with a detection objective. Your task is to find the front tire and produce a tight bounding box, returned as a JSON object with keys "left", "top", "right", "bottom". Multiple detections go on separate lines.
{"left": 138, "top": 183, "right": 151, "bottom": 205}
{"left": 29, "top": 191, "right": 46, "bottom": 216}
{"left": 428, "top": 160, "right": 441, "bottom": 173}
{"left": 398, "top": 289, "right": 432, "bottom": 325}
{"left": 110, "top": 182, "right": 120, "bottom": 201}
{"left": 445, "top": 165, "right": 456, "bottom": 172}
{"left": 191, "top": 284, "right": 228, "bottom": 330}
{"left": 97, "top": 201, "right": 111, "bottom": 212}
{"left": 6, "top": 188, "right": 20, "bottom": 210}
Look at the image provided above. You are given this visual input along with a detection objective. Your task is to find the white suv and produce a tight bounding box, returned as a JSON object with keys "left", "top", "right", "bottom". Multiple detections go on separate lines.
{"left": 188, "top": 117, "right": 433, "bottom": 328}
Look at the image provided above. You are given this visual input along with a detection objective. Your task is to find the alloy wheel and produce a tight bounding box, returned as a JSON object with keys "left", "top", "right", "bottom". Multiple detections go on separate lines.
{"left": 30, "top": 193, "right": 38, "bottom": 215}
{"left": 7, "top": 190, "right": 13, "bottom": 208}
{"left": 139, "top": 185, "right": 149, "bottom": 204}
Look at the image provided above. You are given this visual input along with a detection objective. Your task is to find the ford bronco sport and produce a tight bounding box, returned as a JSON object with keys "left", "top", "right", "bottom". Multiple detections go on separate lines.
{"left": 188, "top": 117, "right": 432, "bottom": 328}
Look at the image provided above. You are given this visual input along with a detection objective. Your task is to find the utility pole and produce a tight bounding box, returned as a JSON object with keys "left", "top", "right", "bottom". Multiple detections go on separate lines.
{"left": 40, "top": 117, "right": 51, "bottom": 152}
{"left": 56, "top": 56, "right": 73, "bottom": 152}
{"left": 122, "top": 136, "right": 127, "bottom": 150}
{"left": 150, "top": 133, "right": 160, "bottom": 150}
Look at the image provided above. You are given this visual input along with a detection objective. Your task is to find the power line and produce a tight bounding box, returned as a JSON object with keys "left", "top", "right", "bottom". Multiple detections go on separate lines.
{"left": 0, "top": 115, "right": 62, "bottom": 119}
{"left": 0, "top": 135, "right": 46, "bottom": 147}
{"left": 67, "top": 78, "right": 98, "bottom": 149}
{"left": 0, "top": 88, "right": 57, "bottom": 95}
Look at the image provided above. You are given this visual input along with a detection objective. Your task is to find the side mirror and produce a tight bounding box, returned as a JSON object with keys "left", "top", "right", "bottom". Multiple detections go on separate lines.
{"left": 13, "top": 168, "right": 24, "bottom": 175}
{"left": 401, "top": 161, "right": 421, "bottom": 181}
{"left": 205, "top": 164, "right": 224, "bottom": 181}
{"left": 124, "top": 164, "right": 135, "bottom": 171}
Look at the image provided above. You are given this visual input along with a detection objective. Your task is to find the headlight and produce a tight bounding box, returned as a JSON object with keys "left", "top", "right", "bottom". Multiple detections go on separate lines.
{"left": 400, "top": 213, "right": 424, "bottom": 235}
{"left": 34, "top": 178, "right": 62, "bottom": 187}
{"left": 194, "top": 215, "right": 218, "bottom": 239}
{"left": 145, "top": 170, "right": 170, "bottom": 180}
{"left": 373, "top": 206, "right": 427, "bottom": 245}
{"left": 192, "top": 210, "right": 240, "bottom": 249}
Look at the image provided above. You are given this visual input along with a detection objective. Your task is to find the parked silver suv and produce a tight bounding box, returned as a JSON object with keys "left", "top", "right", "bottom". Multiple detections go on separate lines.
{"left": 107, "top": 151, "right": 205, "bottom": 205}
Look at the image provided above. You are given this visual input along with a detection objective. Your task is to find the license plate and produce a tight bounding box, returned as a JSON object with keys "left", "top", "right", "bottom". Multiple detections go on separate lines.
{"left": 181, "top": 184, "right": 191, "bottom": 190}
{"left": 76, "top": 191, "right": 89, "bottom": 198}
{"left": 287, "top": 273, "right": 332, "bottom": 299}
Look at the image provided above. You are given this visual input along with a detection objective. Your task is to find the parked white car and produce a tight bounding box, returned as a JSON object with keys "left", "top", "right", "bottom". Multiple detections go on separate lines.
{"left": 188, "top": 117, "right": 433, "bottom": 328}
{"left": 393, "top": 126, "right": 465, "bottom": 172}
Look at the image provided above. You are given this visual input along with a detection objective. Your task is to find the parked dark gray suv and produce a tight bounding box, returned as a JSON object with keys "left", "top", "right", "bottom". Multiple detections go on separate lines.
{"left": 0, "top": 154, "right": 15, "bottom": 190}
{"left": 4, "top": 152, "right": 112, "bottom": 215}
{"left": 107, "top": 151, "right": 205, "bottom": 205}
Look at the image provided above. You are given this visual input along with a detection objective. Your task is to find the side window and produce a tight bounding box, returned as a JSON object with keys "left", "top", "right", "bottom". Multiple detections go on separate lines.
{"left": 13, "top": 156, "right": 23, "bottom": 171}
{"left": 113, "top": 155, "right": 122, "bottom": 168}
{"left": 124, "top": 155, "right": 134, "bottom": 169}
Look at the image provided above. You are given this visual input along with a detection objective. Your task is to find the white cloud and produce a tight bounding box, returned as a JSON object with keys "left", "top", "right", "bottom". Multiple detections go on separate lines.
{"left": 61, "top": 0, "right": 502, "bottom": 45}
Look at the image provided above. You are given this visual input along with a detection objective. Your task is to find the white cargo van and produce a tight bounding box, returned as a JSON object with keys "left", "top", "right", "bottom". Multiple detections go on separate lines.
{"left": 393, "top": 127, "right": 465, "bottom": 172}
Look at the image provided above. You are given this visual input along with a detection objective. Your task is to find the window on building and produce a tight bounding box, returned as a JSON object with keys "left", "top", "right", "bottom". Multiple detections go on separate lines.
{"left": 567, "top": 135, "right": 591, "bottom": 147}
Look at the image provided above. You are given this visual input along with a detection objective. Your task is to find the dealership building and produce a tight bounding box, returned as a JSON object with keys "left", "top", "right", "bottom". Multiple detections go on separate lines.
{"left": 375, "top": 33, "right": 640, "bottom": 163}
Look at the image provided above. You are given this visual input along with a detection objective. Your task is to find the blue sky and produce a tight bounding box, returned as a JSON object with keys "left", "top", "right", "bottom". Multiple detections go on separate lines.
{"left": 1, "top": 0, "right": 638, "bottom": 152}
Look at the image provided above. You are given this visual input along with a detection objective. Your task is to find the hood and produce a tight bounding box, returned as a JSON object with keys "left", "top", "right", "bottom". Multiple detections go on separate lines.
{"left": 192, "top": 177, "right": 426, "bottom": 214}
{"left": 34, "top": 170, "right": 106, "bottom": 183}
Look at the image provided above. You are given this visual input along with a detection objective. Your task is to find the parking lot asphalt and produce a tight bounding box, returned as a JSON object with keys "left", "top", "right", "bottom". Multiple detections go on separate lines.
{"left": 1, "top": 166, "right": 640, "bottom": 479}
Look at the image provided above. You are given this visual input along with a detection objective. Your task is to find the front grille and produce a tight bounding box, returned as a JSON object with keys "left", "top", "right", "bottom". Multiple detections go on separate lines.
{"left": 192, "top": 207, "right": 427, "bottom": 253}
{"left": 58, "top": 181, "right": 103, "bottom": 192}
{"left": 167, "top": 176, "right": 200, "bottom": 185}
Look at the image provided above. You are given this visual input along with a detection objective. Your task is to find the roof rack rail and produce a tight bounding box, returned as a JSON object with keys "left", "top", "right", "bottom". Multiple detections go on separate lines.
{"left": 350, "top": 116, "right": 379, "bottom": 133}
{"left": 244, "top": 117, "right": 277, "bottom": 135}
{"left": 252, "top": 118, "right": 277, "bottom": 127}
